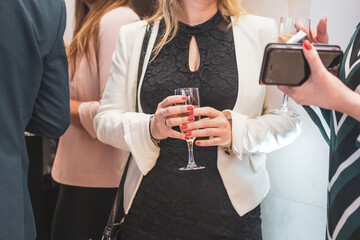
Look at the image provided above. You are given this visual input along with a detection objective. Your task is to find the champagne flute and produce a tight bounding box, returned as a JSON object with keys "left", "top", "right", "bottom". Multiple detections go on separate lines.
{"left": 270, "top": 17, "right": 311, "bottom": 117}
{"left": 175, "top": 87, "right": 204, "bottom": 171}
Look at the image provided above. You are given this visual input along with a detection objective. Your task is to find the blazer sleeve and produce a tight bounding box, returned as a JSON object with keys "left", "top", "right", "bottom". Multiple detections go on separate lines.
{"left": 94, "top": 23, "right": 160, "bottom": 175}
{"left": 223, "top": 18, "right": 301, "bottom": 158}
{"left": 78, "top": 8, "right": 140, "bottom": 139}
{"left": 25, "top": 1, "right": 70, "bottom": 138}
{"left": 224, "top": 105, "right": 301, "bottom": 158}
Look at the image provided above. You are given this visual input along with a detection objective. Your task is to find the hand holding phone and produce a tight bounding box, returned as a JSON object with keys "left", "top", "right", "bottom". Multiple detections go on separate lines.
{"left": 259, "top": 43, "right": 343, "bottom": 86}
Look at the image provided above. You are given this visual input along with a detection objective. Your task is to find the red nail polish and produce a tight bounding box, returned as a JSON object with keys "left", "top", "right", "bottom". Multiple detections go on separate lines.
{"left": 186, "top": 131, "right": 192, "bottom": 136}
{"left": 188, "top": 116, "right": 194, "bottom": 121}
{"left": 187, "top": 106, "right": 194, "bottom": 110}
{"left": 182, "top": 96, "right": 187, "bottom": 100}
{"left": 182, "top": 124, "right": 188, "bottom": 129}
{"left": 195, "top": 141, "right": 201, "bottom": 145}
{"left": 304, "top": 40, "right": 312, "bottom": 50}
{"left": 185, "top": 137, "right": 190, "bottom": 140}
{"left": 187, "top": 111, "right": 193, "bottom": 116}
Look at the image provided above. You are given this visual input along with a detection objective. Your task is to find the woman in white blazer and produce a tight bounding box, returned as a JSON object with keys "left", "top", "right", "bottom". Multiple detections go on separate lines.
{"left": 94, "top": 0, "right": 301, "bottom": 238}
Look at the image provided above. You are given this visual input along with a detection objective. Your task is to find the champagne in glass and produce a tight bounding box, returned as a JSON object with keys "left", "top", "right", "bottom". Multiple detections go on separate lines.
{"left": 278, "top": 33, "right": 293, "bottom": 43}
{"left": 174, "top": 88, "right": 204, "bottom": 171}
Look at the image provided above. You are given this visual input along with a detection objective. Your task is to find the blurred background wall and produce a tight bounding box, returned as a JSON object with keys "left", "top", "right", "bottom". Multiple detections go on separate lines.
{"left": 63, "top": 0, "right": 360, "bottom": 239}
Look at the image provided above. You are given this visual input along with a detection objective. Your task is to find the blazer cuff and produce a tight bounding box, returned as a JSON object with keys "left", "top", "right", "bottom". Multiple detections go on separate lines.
{"left": 224, "top": 109, "right": 301, "bottom": 157}
{"left": 78, "top": 101, "right": 100, "bottom": 139}
{"left": 123, "top": 113, "right": 160, "bottom": 175}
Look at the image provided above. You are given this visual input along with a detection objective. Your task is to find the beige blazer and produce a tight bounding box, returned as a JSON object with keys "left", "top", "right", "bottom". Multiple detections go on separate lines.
{"left": 94, "top": 15, "right": 301, "bottom": 216}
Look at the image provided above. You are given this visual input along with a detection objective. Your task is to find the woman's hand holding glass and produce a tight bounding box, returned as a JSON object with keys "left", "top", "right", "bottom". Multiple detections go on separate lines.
{"left": 150, "top": 95, "right": 194, "bottom": 141}
{"left": 150, "top": 96, "right": 232, "bottom": 146}
{"left": 149, "top": 93, "right": 232, "bottom": 172}
{"left": 271, "top": 17, "right": 311, "bottom": 117}
{"left": 185, "top": 107, "right": 232, "bottom": 148}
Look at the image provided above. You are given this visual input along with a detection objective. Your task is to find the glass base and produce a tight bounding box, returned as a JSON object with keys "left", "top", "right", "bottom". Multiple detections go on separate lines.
{"left": 269, "top": 108, "right": 299, "bottom": 117}
{"left": 179, "top": 164, "right": 205, "bottom": 171}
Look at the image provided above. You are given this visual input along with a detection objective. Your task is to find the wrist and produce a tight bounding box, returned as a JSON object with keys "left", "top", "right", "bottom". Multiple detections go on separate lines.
{"left": 225, "top": 116, "right": 233, "bottom": 148}
{"left": 149, "top": 116, "right": 161, "bottom": 146}
{"left": 222, "top": 112, "right": 233, "bottom": 154}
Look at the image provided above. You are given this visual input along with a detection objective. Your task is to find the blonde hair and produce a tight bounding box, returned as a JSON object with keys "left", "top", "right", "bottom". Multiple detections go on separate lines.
{"left": 147, "top": 0, "right": 246, "bottom": 60}
{"left": 67, "top": 0, "right": 129, "bottom": 75}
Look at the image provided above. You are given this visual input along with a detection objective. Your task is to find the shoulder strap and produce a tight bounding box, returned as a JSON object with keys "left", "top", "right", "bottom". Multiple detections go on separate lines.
{"left": 102, "top": 23, "right": 153, "bottom": 239}
{"left": 136, "top": 23, "right": 153, "bottom": 111}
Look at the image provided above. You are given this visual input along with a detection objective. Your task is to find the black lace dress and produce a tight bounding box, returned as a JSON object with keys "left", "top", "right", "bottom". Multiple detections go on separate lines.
{"left": 121, "top": 12, "right": 262, "bottom": 240}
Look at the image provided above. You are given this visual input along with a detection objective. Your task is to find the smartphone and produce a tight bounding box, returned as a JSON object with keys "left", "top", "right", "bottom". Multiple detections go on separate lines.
{"left": 259, "top": 43, "right": 343, "bottom": 86}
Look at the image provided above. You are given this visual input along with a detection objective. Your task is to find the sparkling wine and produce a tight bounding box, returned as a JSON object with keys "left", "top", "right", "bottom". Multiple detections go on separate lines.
{"left": 278, "top": 33, "right": 293, "bottom": 43}
{"left": 174, "top": 87, "right": 204, "bottom": 170}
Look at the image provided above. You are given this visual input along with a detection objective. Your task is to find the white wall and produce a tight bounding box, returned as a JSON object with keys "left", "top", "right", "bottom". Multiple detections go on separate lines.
{"left": 64, "top": 0, "right": 75, "bottom": 43}
{"left": 241, "top": 0, "right": 360, "bottom": 239}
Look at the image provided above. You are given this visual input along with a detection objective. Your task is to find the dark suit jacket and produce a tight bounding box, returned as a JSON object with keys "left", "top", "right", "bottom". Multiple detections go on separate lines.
{"left": 0, "top": 0, "right": 70, "bottom": 238}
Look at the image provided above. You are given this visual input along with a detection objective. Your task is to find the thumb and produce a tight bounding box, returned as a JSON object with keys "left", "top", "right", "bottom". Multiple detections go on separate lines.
{"left": 302, "top": 40, "right": 325, "bottom": 74}
{"left": 316, "top": 17, "right": 329, "bottom": 44}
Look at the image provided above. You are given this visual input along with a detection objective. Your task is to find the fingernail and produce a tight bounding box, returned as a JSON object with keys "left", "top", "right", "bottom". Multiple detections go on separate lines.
{"left": 182, "top": 124, "right": 188, "bottom": 129}
{"left": 188, "top": 116, "right": 194, "bottom": 121}
{"left": 195, "top": 141, "right": 201, "bottom": 145}
{"left": 325, "top": 17, "right": 327, "bottom": 22}
{"left": 182, "top": 96, "right": 187, "bottom": 100}
{"left": 304, "top": 40, "right": 312, "bottom": 50}
{"left": 185, "top": 137, "right": 190, "bottom": 140}
{"left": 187, "top": 111, "right": 193, "bottom": 116}
{"left": 187, "top": 106, "right": 193, "bottom": 110}
{"left": 185, "top": 131, "right": 192, "bottom": 136}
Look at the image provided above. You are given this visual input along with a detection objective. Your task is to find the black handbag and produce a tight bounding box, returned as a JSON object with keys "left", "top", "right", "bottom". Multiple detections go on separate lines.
{"left": 101, "top": 23, "right": 153, "bottom": 240}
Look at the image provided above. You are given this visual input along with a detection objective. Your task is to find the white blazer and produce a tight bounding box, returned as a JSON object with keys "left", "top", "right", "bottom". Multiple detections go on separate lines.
{"left": 94, "top": 15, "right": 301, "bottom": 216}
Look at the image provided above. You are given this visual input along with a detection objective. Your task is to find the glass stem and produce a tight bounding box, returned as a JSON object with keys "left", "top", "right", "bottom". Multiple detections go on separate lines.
{"left": 187, "top": 140, "right": 195, "bottom": 167}
{"left": 280, "top": 94, "right": 289, "bottom": 111}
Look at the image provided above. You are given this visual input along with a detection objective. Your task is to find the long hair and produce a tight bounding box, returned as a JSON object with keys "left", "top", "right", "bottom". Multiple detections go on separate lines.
{"left": 147, "top": 0, "right": 247, "bottom": 60}
{"left": 67, "top": 0, "right": 130, "bottom": 74}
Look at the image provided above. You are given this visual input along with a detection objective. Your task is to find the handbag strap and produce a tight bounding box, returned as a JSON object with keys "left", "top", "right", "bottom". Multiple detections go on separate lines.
{"left": 136, "top": 23, "right": 153, "bottom": 112}
{"left": 102, "top": 23, "right": 153, "bottom": 239}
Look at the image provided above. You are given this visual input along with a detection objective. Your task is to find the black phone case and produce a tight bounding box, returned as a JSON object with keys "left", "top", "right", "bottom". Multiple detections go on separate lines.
{"left": 259, "top": 43, "right": 343, "bottom": 86}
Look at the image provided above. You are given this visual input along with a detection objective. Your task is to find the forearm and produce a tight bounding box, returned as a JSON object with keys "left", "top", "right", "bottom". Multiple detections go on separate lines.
{"left": 223, "top": 110, "right": 301, "bottom": 157}
{"left": 94, "top": 111, "right": 160, "bottom": 174}
{"left": 333, "top": 87, "right": 360, "bottom": 122}
{"left": 70, "top": 99, "right": 82, "bottom": 127}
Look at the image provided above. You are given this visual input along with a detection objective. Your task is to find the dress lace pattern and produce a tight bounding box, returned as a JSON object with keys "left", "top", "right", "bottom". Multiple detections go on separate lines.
{"left": 122, "top": 11, "right": 262, "bottom": 239}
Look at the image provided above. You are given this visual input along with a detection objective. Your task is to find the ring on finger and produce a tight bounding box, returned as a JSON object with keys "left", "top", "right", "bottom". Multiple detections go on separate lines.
{"left": 165, "top": 119, "right": 169, "bottom": 127}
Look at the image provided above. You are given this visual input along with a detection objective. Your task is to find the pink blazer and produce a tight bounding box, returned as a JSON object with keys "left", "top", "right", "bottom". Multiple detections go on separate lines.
{"left": 52, "top": 7, "right": 139, "bottom": 188}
